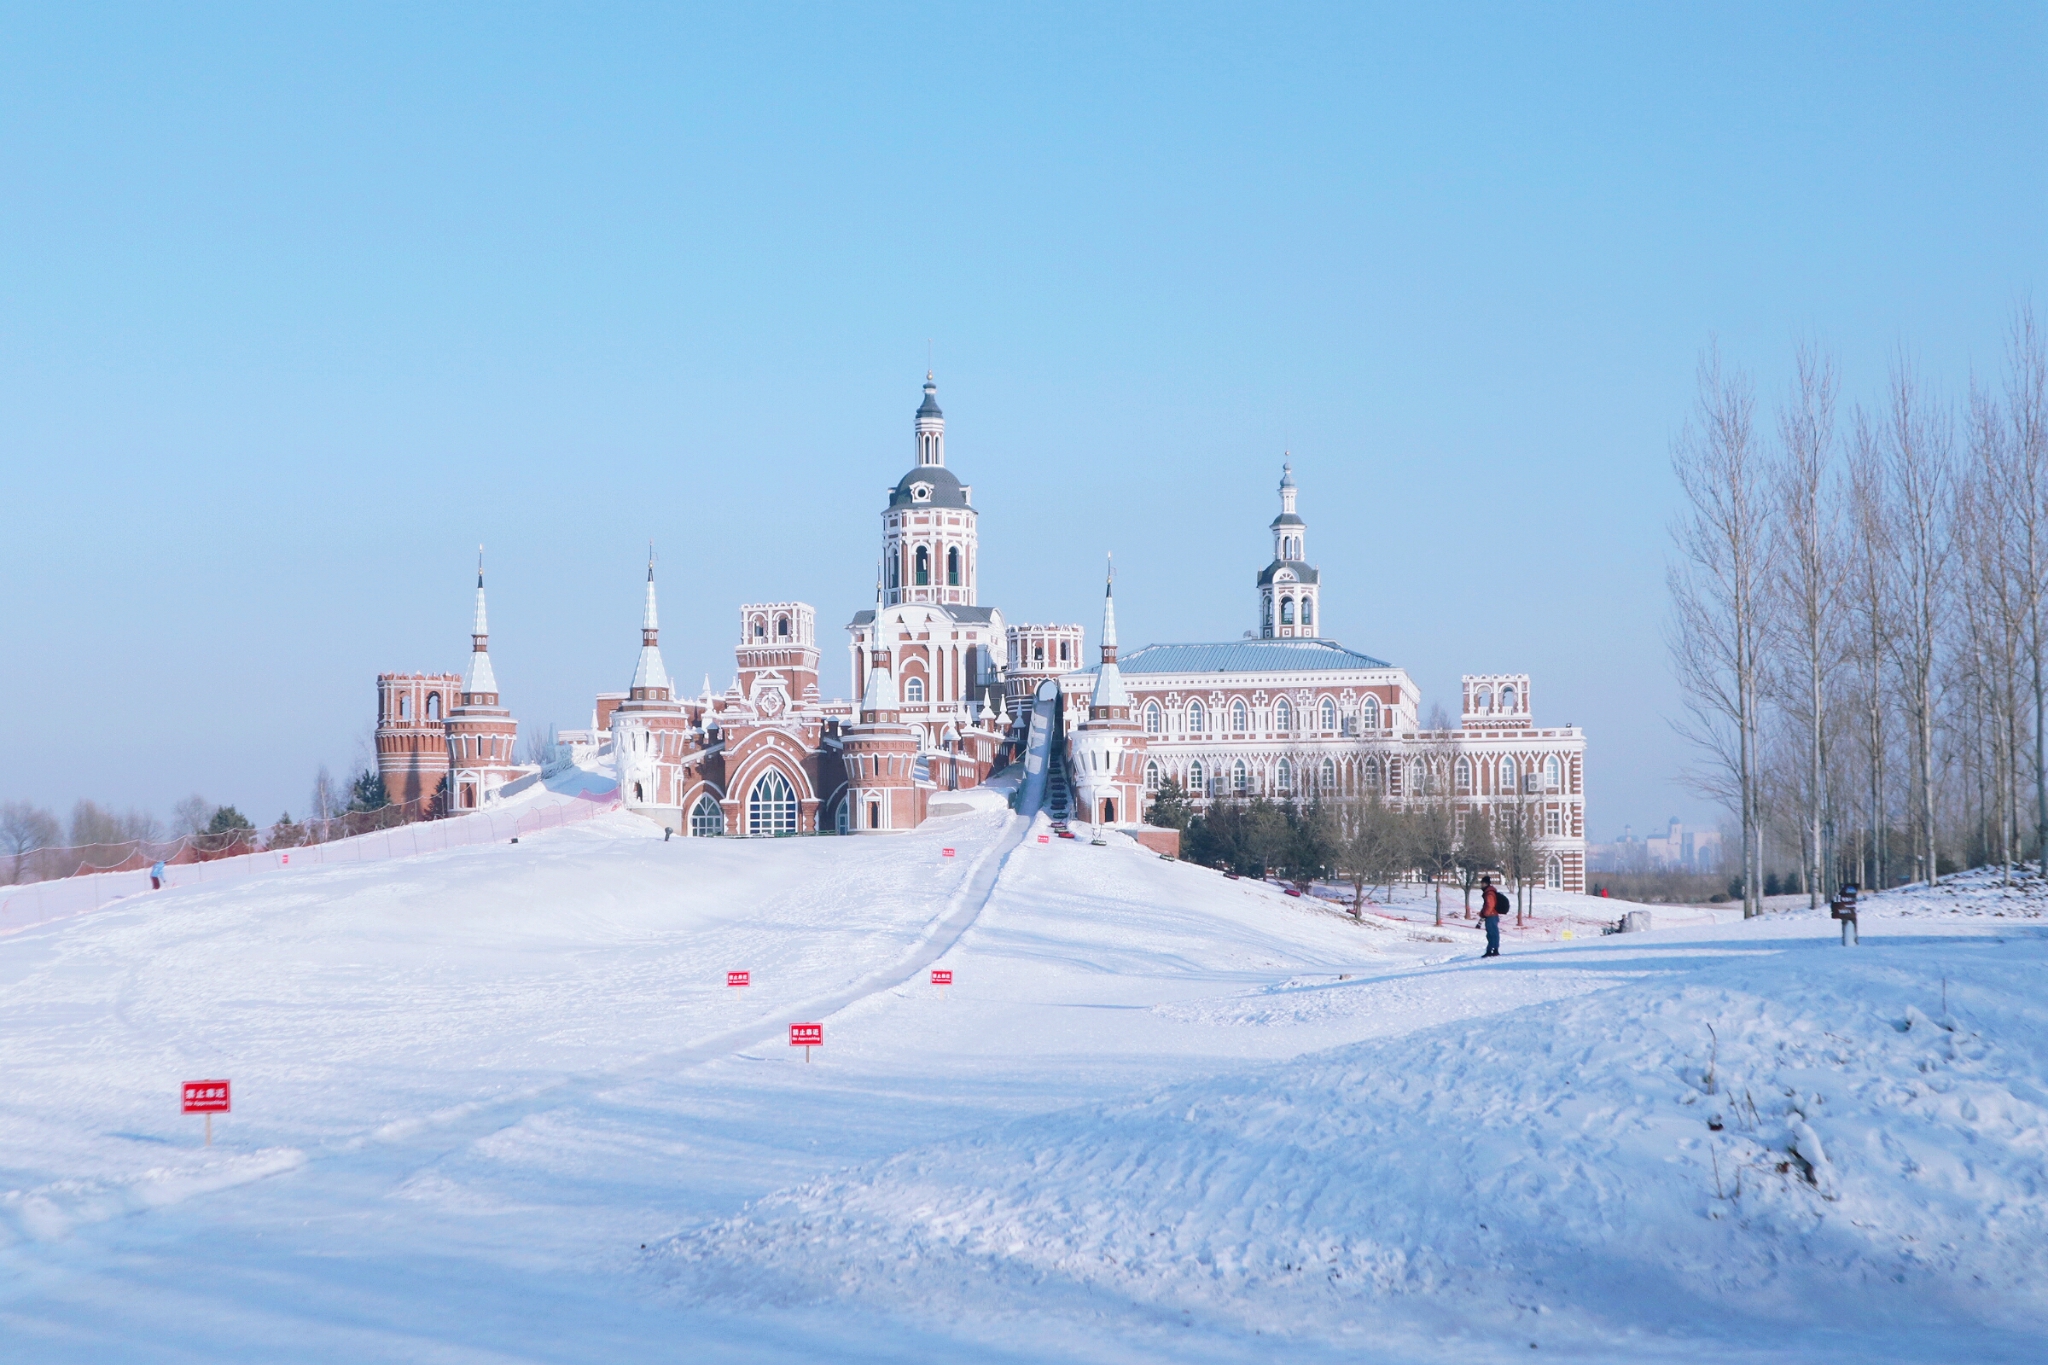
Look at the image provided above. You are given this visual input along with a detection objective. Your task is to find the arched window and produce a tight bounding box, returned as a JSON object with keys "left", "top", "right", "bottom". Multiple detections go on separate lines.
{"left": 1274, "top": 697, "right": 1293, "bottom": 731}
{"left": 1144, "top": 759, "right": 1161, "bottom": 791}
{"left": 946, "top": 546, "right": 960, "bottom": 586}
{"left": 426, "top": 692, "right": 441, "bottom": 720}
{"left": 1144, "top": 701, "right": 1162, "bottom": 733}
{"left": 1476, "top": 686, "right": 1493, "bottom": 712}
{"left": 887, "top": 557, "right": 900, "bottom": 590}
{"left": 1502, "top": 685, "right": 1519, "bottom": 712}
{"left": 1188, "top": 759, "right": 1207, "bottom": 794}
{"left": 1263, "top": 597, "right": 1273, "bottom": 628}
{"left": 1363, "top": 757, "right": 1382, "bottom": 792}
{"left": 777, "top": 615, "right": 791, "bottom": 639}
{"left": 1276, "top": 758, "right": 1294, "bottom": 795}
{"left": 1361, "top": 695, "right": 1381, "bottom": 729}
{"left": 747, "top": 771, "right": 799, "bottom": 835}
{"left": 1059, "top": 639, "right": 1070, "bottom": 662}
{"left": 1301, "top": 596, "right": 1313, "bottom": 625}
{"left": 1320, "top": 697, "right": 1338, "bottom": 731}
{"left": 905, "top": 676, "right": 926, "bottom": 703}
{"left": 1411, "top": 758, "right": 1428, "bottom": 795}
{"left": 1545, "top": 755, "right": 1562, "bottom": 791}
{"left": 690, "top": 794, "right": 725, "bottom": 837}
{"left": 1230, "top": 698, "right": 1248, "bottom": 732}
{"left": 1546, "top": 854, "right": 1564, "bottom": 891}
{"left": 834, "top": 796, "right": 849, "bottom": 834}
{"left": 1320, "top": 757, "right": 1336, "bottom": 795}
{"left": 914, "top": 546, "right": 930, "bottom": 586}
{"left": 1281, "top": 597, "right": 1295, "bottom": 625}
{"left": 1500, "top": 756, "right": 1519, "bottom": 793}
{"left": 1034, "top": 643, "right": 1045, "bottom": 665}
{"left": 633, "top": 781, "right": 645, "bottom": 803}
{"left": 1455, "top": 756, "right": 1472, "bottom": 794}
{"left": 1232, "top": 759, "right": 1249, "bottom": 796}
{"left": 1188, "top": 700, "right": 1206, "bottom": 733}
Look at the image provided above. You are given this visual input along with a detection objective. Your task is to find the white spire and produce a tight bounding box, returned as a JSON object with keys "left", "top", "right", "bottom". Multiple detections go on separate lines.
{"left": 1093, "top": 555, "right": 1130, "bottom": 712}
{"left": 862, "top": 562, "right": 898, "bottom": 713}
{"left": 464, "top": 547, "right": 499, "bottom": 697}
{"left": 630, "top": 548, "right": 671, "bottom": 698}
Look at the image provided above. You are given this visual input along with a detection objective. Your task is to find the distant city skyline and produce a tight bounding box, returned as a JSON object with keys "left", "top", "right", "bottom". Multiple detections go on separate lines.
{"left": 1, "top": 5, "right": 2040, "bottom": 834}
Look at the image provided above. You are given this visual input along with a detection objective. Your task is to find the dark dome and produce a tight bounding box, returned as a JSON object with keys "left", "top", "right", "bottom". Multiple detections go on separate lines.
{"left": 890, "top": 463, "right": 971, "bottom": 510}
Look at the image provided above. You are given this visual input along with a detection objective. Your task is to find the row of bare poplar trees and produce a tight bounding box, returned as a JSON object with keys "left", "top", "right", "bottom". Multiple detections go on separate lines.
{"left": 1669, "top": 307, "right": 2047, "bottom": 918}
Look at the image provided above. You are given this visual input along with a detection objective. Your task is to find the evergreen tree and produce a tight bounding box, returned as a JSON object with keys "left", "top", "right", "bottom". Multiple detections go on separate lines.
{"left": 1145, "top": 776, "right": 1194, "bottom": 831}
{"left": 206, "top": 805, "right": 254, "bottom": 834}
{"left": 349, "top": 768, "right": 390, "bottom": 812}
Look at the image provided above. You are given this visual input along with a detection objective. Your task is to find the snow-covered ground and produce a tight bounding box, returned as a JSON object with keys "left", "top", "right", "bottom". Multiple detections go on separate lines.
{"left": 2, "top": 813, "right": 2043, "bottom": 1362}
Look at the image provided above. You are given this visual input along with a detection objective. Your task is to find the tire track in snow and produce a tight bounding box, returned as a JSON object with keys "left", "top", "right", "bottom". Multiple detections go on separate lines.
{"left": 339, "top": 811, "right": 1035, "bottom": 1162}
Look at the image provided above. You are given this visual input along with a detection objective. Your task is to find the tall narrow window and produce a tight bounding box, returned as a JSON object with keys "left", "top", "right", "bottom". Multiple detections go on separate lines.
{"left": 1501, "top": 756, "right": 1519, "bottom": 793}
{"left": 747, "top": 771, "right": 799, "bottom": 835}
{"left": 1502, "top": 685, "right": 1519, "bottom": 711}
{"left": 1321, "top": 757, "right": 1336, "bottom": 794}
{"left": 947, "top": 546, "right": 960, "bottom": 586}
{"left": 1232, "top": 759, "right": 1249, "bottom": 795}
{"left": 1320, "top": 697, "right": 1338, "bottom": 731}
{"left": 1188, "top": 759, "right": 1206, "bottom": 794}
{"left": 1361, "top": 695, "right": 1381, "bottom": 729}
{"left": 1188, "top": 700, "right": 1206, "bottom": 732}
{"left": 1274, "top": 697, "right": 1292, "bottom": 731}
{"left": 915, "top": 546, "right": 930, "bottom": 586}
{"left": 690, "top": 794, "right": 725, "bottom": 837}
{"left": 1144, "top": 701, "right": 1162, "bottom": 733}
{"left": 426, "top": 692, "right": 440, "bottom": 720}
{"left": 1545, "top": 756, "right": 1562, "bottom": 791}
{"left": 1546, "top": 854, "right": 1564, "bottom": 890}
{"left": 905, "top": 676, "right": 925, "bottom": 703}
{"left": 1363, "top": 758, "right": 1381, "bottom": 792}
{"left": 1144, "top": 760, "right": 1161, "bottom": 790}
{"left": 1276, "top": 758, "right": 1293, "bottom": 795}
{"left": 1455, "top": 756, "right": 1472, "bottom": 793}
{"left": 777, "top": 615, "right": 791, "bottom": 639}
{"left": 1280, "top": 597, "right": 1295, "bottom": 625}
{"left": 1301, "top": 596, "right": 1312, "bottom": 625}
{"left": 1476, "top": 687, "right": 1493, "bottom": 712}
{"left": 1231, "top": 698, "right": 1248, "bottom": 732}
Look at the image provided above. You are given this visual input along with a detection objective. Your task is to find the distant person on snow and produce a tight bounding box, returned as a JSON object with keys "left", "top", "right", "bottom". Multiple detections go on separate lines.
{"left": 1478, "top": 875, "right": 1506, "bottom": 958}
{"left": 150, "top": 859, "right": 166, "bottom": 891}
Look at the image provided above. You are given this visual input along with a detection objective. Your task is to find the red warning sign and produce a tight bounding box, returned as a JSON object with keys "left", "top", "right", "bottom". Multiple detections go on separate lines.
{"left": 1038, "top": 834, "right": 1050, "bottom": 844}
{"left": 930, "top": 969, "right": 953, "bottom": 986}
{"left": 182, "top": 1080, "right": 231, "bottom": 1114}
{"left": 789, "top": 1022, "right": 823, "bottom": 1047}
{"left": 942, "top": 847, "right": 955, "bottom": 858}
{"left": 727, "top": 971, "right": 750, "bottom": 987}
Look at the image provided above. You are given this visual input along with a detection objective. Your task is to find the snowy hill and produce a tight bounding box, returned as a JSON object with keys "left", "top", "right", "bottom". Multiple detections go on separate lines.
{"left": 3, "top": 813, "right": 2044, "bottom": 1362}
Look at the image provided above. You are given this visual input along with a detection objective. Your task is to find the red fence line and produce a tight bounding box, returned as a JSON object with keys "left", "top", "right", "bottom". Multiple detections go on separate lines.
{"left": 0, "top": 795, "right": 622, "bottom": 939}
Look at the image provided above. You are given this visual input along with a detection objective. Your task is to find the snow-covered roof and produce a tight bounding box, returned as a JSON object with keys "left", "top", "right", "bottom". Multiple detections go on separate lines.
{"left": 1116, "top": 638, "right": 1391, "bottom": 674}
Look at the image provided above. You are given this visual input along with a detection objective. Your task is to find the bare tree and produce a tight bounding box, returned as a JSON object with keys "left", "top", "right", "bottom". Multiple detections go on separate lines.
{"left": 172, "top": 795, "right": 213, "bottom": 838}
{"left": 1, "top": 801, "right": 61, "bottom": 884}
{"left": 1881, "top": 357, "right": 1957, "bottom": 885}
{"left": 1770, "top": 345, "right": 1841, "bottom": 907}
{"left": 1846, "top": 425, "right": 1894, "bottom": 887}
{"left": 1668, "top": 348, "right": 1773, "bottom": 917}
{"left": 2001, "top": 305, "right": 2048, "bottom": 864}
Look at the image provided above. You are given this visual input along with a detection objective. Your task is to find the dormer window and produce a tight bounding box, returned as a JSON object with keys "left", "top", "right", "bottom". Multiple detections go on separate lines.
{"left": 911, "top": 483, "right": 932, "bottom": 502}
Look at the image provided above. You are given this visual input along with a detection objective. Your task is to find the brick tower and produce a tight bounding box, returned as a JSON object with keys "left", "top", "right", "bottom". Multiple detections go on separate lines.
{"left": 841, "top": 582, "right": 924, "bottom": 832}
{"left": 444, "top": 552, "right": 521, "bottom": 810}
{"left": 375, "top": 671, "right": 460, "bottom": 808}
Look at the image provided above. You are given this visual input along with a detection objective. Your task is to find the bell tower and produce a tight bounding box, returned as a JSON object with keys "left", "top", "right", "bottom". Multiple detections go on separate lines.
{"left": 1257, "top": 460, "right": 1322, "bottom": 639}
{"left": 882, "top": 373, "right": 978, "bottom": 608}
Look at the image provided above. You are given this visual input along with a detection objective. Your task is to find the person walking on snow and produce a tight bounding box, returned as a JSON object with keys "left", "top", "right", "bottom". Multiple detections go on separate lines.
{"left": 150, "top": 859, "right": 166, "bottom": 891}
{"left": 1478, "top": 875, "right": 1506, "bottom": 957}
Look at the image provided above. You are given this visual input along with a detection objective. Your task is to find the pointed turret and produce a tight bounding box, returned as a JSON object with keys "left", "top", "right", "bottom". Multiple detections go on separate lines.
{"left": 914, "top": 370, "right": 945, "bottom": 466}
{"left": 861, "top": 569, "right": 899, "bottom": 719}
{"left": 1090, "top": 555, "right": 1131, "bottom": 717}
{"left": 629, "top": 548, "right": 671, "bottom": 700}
{"left": 463, "top": 548, "right": 499, "bottom": 700}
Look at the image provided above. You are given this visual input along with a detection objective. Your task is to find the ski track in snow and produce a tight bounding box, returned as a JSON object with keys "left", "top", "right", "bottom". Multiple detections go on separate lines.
{"left": 4, "top": 815, "right": 2047, "bottom": 1362}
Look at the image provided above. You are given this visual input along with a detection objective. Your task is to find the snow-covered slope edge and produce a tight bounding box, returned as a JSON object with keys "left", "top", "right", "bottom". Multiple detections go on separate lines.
{"left": 655, "top": 929, "right": 2048, "bottom": 1362}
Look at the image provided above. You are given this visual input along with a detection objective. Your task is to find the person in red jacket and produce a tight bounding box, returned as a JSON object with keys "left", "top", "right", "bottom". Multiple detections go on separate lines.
{"left": 1478, "top": 875, "right": 1507, "bottom": 957}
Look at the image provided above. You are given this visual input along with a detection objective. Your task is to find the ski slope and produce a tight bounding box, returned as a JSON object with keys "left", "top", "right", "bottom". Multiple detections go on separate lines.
{"left": 2, "top": 811, "right": 2044, "bottom": 1362}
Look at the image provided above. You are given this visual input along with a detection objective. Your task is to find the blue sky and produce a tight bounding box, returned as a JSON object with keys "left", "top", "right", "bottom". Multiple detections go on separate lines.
{"left": 1, "top": 4, "right": 2041, "bottom": 837}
